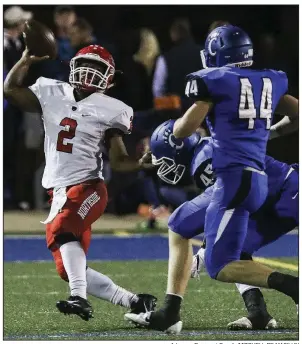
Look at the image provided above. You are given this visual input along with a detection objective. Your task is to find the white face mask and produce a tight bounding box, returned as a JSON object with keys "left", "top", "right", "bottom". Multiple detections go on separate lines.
{"left": 152, "top": 155, "right": 186, "bottom": 185}
{"left": 69, "top": 56, "right": 114, "bottom": 91}
{"left": 200, "top": 49, "right": 208, "bottom": 69}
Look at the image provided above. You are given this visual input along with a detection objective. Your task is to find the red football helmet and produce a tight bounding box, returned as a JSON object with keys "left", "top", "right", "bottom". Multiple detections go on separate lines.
{"left": 69, "top": 45, "right": 115, "bottom": 92}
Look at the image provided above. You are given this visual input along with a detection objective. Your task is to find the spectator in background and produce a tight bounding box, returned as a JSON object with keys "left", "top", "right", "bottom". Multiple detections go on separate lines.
{"left": 112, "top": 29, "right": 162, "bottom": 223}
{"left": 256, "top": 33, "right": 278, "bottom": 70}
{"left": 53, "top": 5, "right": 77, "bottom": 81}
{"left": 4, "top": 6, "right": 31, "bottom": 71}
{"left": 133, "top": 28, "right": 160, "bottom": 109}
{"left": 4, "top": 5, "right": 32, "bottom": 209}
{"left": 152, "top": 18, "right": 201, "bottom": 113}
{"left": 208, "top": 20, "right": 230, "bottom": 33}
{"left": 54, "top": 5, "right": 76, "bottom": 61}
{"left": 68, "top": 18, "right": 97, "bottom": 51}
{"left": 116, "top": 28, "right": 159, "bottom": 111}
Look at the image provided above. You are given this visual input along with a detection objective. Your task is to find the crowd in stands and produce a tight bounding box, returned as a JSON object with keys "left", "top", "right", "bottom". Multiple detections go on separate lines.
{"left": 4, "top": 5, "right": 298, "bottom": 229}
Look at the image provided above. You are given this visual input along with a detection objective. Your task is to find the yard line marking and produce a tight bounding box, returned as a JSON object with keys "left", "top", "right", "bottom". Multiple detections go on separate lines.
{"left": 113, "top": 231, "right": 132, "bottom": 237}
{"left": 12, "top": 291, "right": 60, "bottom": 295}
{"left": 4, "top": 329, "right": 298, "bottom": 341}
{"left": 6, "top": 272, "right": 201, "bottom": 279}
{"left": 189, "top": 237, "right": 298, "bottom": 272}
{"left": 34, "top": 307, "right": 246, "bottom": 315}
{"left": 10, "top": 288, "right": 240, "bottom": 297}
{"left": 253, "top": 257, "right": 298, "bottom": 271}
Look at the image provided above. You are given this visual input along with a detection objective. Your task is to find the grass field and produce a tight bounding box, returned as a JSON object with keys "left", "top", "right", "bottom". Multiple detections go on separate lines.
{"left": 4, "top": 258, "right": 298, "bottom": 341}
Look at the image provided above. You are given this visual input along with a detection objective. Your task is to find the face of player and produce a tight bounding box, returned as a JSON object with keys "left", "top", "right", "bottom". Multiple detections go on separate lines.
{"left": 79, "top": 60, "right": 106, "bottom": 77}
{"left": 73, "top": 59, "right": 108, "bottom": 93}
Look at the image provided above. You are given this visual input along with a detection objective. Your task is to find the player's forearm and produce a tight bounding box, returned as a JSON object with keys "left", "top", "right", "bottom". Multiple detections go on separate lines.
{"left": 4, "top": 59, "right": 30, "bottom": 95}
{"left": 108, "top": 135, "right": 141, "bottom": 172}
{"left": 173, "top": 101, "right": 211, "bottom": 138}
{"left": 110, "top": 155, "right": 140, "bottom": 172}
{"left": 270, "top": 116, "right": 299, "bottom": 140}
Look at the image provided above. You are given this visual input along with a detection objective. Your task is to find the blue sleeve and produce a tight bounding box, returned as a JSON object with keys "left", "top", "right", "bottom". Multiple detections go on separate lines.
{"left": 185, "top": 68, "right": 225, "bottom": 101}
{"left": 184, "top": 70, "right": 212, "bottom": 101}
{"left": 278, "top": 70, "right": 288, "bottom": 95}
{"left": 269, "top": 69, "right": 288, "bottom": 96}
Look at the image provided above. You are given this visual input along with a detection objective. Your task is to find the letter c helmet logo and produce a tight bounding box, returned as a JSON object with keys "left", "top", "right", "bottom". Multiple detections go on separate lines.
{"left": 163, "top": 129, "right": 184, "bottom": 150}
{"left": 208, "top": 37, "right": 217, "bottom": 56}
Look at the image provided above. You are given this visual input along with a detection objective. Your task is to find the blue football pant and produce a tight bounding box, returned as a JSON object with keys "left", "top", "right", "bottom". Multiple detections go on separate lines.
{"left": 168, "top": 167, "right": 298, "bottom": 258}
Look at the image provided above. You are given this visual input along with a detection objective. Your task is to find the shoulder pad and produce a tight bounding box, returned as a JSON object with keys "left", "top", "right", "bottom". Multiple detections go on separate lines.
{"left": 35, "top": 77, "right": 66, "bottom": 87}
{"left": 100, "top": 94, "right": 133, "bottom": 113}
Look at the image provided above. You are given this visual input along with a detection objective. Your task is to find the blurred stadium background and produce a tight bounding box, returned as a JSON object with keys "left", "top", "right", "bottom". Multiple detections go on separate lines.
{"left": 3, "top": 4, "right": 298, "bottom": 340}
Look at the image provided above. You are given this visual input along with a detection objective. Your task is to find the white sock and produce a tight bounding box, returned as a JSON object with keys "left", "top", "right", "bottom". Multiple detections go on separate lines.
{"left": 86, "top": 267, "right": 138, "bottom": 308}
{"left": 60, "top": 241, "right": 87, "bottom": 299}
{"left": 236, "top": 283, "right": 259, "bottom": 295}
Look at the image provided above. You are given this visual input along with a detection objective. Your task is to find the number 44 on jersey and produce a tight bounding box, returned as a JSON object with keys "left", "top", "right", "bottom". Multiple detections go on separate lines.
{"left": 185, "top": 77, "right": 273, "bottom": 130}
{"left": 239, "top": 78, "right": 272, "bottom": 130}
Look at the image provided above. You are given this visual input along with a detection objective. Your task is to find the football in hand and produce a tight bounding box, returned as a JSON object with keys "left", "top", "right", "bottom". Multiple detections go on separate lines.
{"left": 23, "top": 20, "right": 57, "bottom": 59}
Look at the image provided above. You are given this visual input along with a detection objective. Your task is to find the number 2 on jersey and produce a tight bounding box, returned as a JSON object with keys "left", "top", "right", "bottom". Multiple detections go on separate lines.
{"left": 56, "top": 118, "right": 78, "bottom": 153}
{"left": 239, "top": 78, "right": 272, "bottom": 129}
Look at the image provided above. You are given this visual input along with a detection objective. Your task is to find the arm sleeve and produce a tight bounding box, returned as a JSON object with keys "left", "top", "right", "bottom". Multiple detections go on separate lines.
{"left": 279, "top": 71, "right": 289, "bottom": 95}
{"left": 184, "top": 73, "right": 211, "bottom": 101}
{"left": 28, "top": 77, "right": 49, "bottom": 109}
{"left": 152, "top": 56, "right": 168, "bottom": 97}
{"left": 109, "top": 106, "right": 134, "bottom": 134}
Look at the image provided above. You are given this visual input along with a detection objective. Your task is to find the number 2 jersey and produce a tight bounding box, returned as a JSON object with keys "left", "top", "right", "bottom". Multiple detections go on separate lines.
{"left": 185, "top": 67, "right": 288, "bottom": 171}
{"left": 191, "top": 136, "right": 297, "bottom": 201}
{"left": 29, "top": 77, "right": 133, "bottom": 189}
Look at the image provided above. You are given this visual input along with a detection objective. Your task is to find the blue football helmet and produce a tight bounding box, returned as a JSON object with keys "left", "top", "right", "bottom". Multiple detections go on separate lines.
{"left": 200, "top": 25, "right": 253, "bottom": 69}
{"left": 150, "top": 120, "right": 201, "bottom": 185}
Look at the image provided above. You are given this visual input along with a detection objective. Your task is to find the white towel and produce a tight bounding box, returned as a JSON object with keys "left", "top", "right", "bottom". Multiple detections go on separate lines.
{"left": 41, "top": 187, "right": 67, "bottom": 224}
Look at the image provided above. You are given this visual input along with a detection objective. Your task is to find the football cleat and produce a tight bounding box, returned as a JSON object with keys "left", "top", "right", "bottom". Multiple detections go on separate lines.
{"left": 125, "top": 310, "right": 182, "bottom": 334}
{"left": 191, "top": 247, "right": 205, "bottom": 278}
{"left": 56, "top": 295, "right": 93, "bottom": 321}
{"left": 227, "top": 316, "right": 278, "bottom": 331}
{"left": 130, "top": 293, "right": 157, "bottom": 314}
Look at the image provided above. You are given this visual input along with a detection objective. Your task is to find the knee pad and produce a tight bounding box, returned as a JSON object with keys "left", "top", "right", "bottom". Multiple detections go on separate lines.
{"left": 54, "top": 232, "right": 78, "bottom": 247}
{"left": 168, "top": 203, "right": 204, "bottom": 239}
{"left": 168, "top": 212, "right": 182, "bottom": 235}
{"left": 204, "top": 249, "right": 219, "bottom": 279}
{"left": 205, "top": 244, "right": 240, "bottom": 280}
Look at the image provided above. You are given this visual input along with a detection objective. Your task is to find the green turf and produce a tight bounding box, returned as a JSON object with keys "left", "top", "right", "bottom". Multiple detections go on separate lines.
{"left": 4, "top": 259, "right": 298, "bottom": 340}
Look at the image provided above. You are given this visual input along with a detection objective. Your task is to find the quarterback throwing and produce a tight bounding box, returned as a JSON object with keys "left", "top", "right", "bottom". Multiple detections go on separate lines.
{"left": 4, "top": 44, "right": 156, "bottom": 321}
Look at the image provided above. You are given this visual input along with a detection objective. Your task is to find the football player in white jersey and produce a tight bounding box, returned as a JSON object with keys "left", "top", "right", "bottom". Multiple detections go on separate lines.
{"left": 4, "top": 44, "right": 156, "bottom": 321}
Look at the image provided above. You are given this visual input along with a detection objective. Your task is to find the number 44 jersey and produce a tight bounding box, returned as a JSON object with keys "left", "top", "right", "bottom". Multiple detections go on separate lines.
{"left": 29, "top": 77, "right": 133, "bottom": 189}
{"left": 185, "top": 67, "right": 288, "bottom": 171}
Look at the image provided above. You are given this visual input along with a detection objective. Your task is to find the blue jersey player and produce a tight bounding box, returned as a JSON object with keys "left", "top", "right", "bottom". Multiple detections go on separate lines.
{"left": 153, "top": 120, "right": 299, "bottom": 330}
{"left": 125, "top": 25, "right": 299, "bottom": 333}
{"left": 126, "top": 119, "right": 298, "bottom": 330}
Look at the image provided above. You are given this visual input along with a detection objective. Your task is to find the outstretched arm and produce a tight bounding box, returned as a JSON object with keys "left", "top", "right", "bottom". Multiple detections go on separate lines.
{"left": 173, "top": 101, "right": 212, "bottom": 139}
{"left": 4, "top": 48, "right": 49, "bottom": 113}
{"left": 107, "top": 131, "right": 153, "bottom": 172}
{"left": 270, "top": 95, "right": 299, "bottom": 139}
